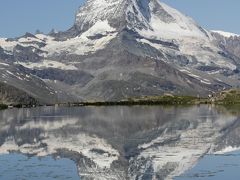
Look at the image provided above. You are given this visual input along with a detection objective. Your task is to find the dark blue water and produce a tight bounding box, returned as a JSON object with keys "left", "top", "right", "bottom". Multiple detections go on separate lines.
{"left": 0, "top": 153, "right": 80, "bottom": 180}
{"left": 175, "top": 150, "right": 240, "bottom": 180}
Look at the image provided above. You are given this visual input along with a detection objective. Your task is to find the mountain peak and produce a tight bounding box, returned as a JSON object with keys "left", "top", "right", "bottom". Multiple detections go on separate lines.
{"left": 74, "top": 0, "right": 163, "bottom": 30}
{"left": 71, "top": 0, "right": 209, "bottom": 40}
{"left": 74, "top": 0, "right": 126, "bottom": 33}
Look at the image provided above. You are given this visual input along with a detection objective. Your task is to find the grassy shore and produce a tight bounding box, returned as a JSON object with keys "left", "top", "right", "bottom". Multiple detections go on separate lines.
{"left": 1, "top": 89, "right": 240, "bottom": 108}
{"left": 68, "top": 95, "right": 209, "bottom": 106}
{"left": 213, "top": 89, "right": 240, "bottom": 105}
{"left": 66, "top": 89, "right": 240, "bottom": 106}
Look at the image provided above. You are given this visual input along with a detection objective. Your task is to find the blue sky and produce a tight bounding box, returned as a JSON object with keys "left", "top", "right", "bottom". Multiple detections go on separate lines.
{"left": 0, "top": 0, "right": 239, "bottom": 38}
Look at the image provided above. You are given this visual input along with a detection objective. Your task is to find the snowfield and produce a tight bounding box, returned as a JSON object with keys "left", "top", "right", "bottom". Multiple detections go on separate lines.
{"left": 212, "top": 30, "right": 240, "bottom": 38}
{"left": 16, "top": 60, "right": 78, "bottom": 70}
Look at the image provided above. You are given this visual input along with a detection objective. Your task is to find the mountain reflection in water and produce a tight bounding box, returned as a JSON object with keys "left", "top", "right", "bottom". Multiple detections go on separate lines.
{"left": 0, "top": 105, "right": 239, "bottom": 180}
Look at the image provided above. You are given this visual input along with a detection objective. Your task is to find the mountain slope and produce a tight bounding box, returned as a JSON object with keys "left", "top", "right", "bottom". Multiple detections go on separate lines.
{"left": 212, "top": 30, "right": 240, "bottom": 63}
{"left": 0, "top": 0, "right": 239, "bottom": 102}
{"left": 0, "top": 60, "right": 59, "bottom": 104}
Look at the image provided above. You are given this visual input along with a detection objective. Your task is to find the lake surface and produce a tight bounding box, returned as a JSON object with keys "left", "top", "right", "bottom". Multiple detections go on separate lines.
{"left": 0, "top": 105, "right": 239, "bottom": 180}
{"left": 175, "top": 150, "right": 240, "bottom": 180}
{"left": 0, "top": 153, "right": 79, "bottom": 180}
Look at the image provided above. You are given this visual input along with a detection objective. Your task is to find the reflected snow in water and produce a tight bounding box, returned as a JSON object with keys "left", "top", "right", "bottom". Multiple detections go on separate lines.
{"left": 0, "top": 105, "right": 239, "bottom": 179}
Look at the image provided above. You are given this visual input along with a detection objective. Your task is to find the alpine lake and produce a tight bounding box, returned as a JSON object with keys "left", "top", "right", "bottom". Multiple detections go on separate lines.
{"left": 0, "top": 105, "right": 240, "bottom": 180}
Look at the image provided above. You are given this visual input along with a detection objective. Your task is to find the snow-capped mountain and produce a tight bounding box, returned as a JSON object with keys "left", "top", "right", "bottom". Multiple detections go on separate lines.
{"left": 1, "top": 0, "right": 240, "bottom": 103}
{"left": 212, "top": 30, "right": 240, "bottom": 38}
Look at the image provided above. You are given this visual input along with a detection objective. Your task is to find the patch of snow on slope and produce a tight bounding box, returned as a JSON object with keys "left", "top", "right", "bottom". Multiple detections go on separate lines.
{"left": 0, "top": 35, "right": 49, "bottom": 52}
{"left": 138, "top": 1, "right": 208, "bottom": 40}
{"left": 214, "top": 146, "right": 240, "bottom": 155}
{"left": 178, "top": 36, "right": 237, "bottom": 70}
{"left": 16, "top": 60, "right": 78, "bottom": 70}
{"left": 137, "top": 38, "right": 166, "bottom": 50}
{"left": 0, "top": 38, "right": 17, "bottom": 52}
{"left": 18, "top": 37, "right": 43, "bottom": 43}
{"left": 81, "top": 20, "right": 116, "bottom": 37}
{"left": 212, "top": 30, "right": 240, "bottom": 38}
{"left": 0, "top": 62, "right": 9, "bottom": 66}
{"left": 44, "top": 20, "right": 117, "bottom": 56}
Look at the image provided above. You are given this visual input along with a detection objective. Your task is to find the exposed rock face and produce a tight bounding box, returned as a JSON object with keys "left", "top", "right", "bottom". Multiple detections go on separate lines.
{"left": 0, "top": 0, "right": 240, "bottom": 103}
{"left": 212, "top": 31, "right": 240, "bottom": 61}
{"left": 0, "top": 60, "right": 59, "bottom": 104}
{"left": 0, "top": 82, "right": 37, "bottom": 105}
